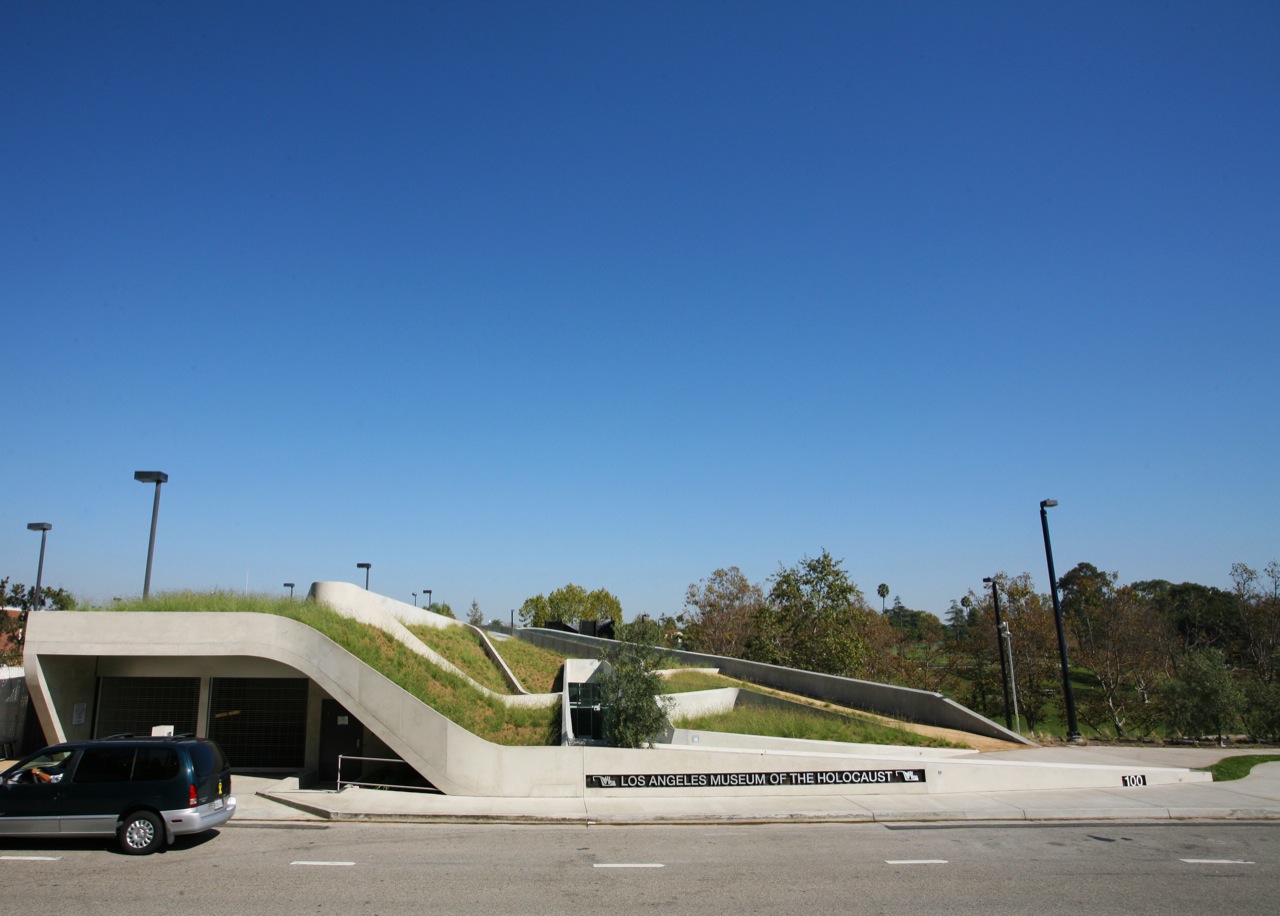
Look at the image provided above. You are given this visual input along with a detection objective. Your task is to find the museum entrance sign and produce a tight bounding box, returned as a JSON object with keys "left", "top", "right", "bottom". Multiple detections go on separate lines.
{"left": 586, "top": 768, "right": 926, "bottom": 790}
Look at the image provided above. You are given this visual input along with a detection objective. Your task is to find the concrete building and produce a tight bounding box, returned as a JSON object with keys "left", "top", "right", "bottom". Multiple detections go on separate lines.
{"left": 21, "top": 583, "right": 1211, "bottom": 798}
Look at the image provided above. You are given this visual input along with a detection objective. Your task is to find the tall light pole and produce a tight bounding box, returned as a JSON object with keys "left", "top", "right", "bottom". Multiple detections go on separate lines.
{"left": 27, "top": 523, "right": 52, "bottom": 610}
{"left": 357, "top": 563, "right": 371, "bottom": 590}
{"left": 983, "top": 577, "right": 1014, "bottom": 730}
{"left": 424, "top": 589, "right": 432, "bottom": 611}
{"left": 412, "top": 592, "right": 418, "bottom": 606}
{"left": 1001, "top": 621, "right": 1022, "bottom": 734}
{"left": 1040, "top": 499, "right": 1082, "bottom": 742}
{"left": 283, "top": 582, "right": 295, "bottom": 598}
{"left": 134, "top": 471, "right": 168, "bottom": 599}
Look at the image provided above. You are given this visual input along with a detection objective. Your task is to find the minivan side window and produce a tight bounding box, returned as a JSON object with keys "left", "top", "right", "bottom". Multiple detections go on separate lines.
{"left": 133, "top": 747, "right": 180, "bottom": 781}
{"left": 74, "top": 747, "right": 136, "bottom": 783}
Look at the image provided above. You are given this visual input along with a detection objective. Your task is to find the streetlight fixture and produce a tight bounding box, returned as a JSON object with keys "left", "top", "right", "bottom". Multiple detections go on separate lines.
{"left": 356, "top": 563, "right": 371, "bottom": 589}
{"left": 1001, "top": 621, "right": 1022, "bottom": 734}
{"left": 983, "top": 577, "right": 1014, "bottom": 730}
{"left": 27, "top": 523, "right": 52, "bottom": 610}
{"left": 283, "top": 582, "right": 295, "bottom": 598}
{"left": 412, "top": 592, "right": 418, "bottom": 606}
{"left": 424, "top": 588, "right": 432, "bottom": 611}
{"left": 134, "top": 471, "right": 168, "bottom": 599}
{"left": 1040, "top": 498, "right": 1082, "bottom": 742}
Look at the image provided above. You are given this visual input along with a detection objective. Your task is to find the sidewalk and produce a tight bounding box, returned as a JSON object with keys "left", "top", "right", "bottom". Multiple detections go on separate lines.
{"left": 245, "top": 748, "right": 1280, "bottom": 826}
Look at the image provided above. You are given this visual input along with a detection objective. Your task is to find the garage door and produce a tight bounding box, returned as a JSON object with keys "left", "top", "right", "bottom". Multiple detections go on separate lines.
{"left": 208, "top": 677, "right": 308, "bottom": 769}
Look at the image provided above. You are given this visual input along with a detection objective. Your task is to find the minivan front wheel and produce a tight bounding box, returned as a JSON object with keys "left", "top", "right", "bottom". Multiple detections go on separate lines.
{"left": 118, "top": 810, "right": 165, "bottom": 855}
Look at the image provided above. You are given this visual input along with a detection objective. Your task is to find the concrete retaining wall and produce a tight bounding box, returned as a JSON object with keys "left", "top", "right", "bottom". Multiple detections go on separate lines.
{"left": 515, "top": 628, "right": 1032, "bottom": 745}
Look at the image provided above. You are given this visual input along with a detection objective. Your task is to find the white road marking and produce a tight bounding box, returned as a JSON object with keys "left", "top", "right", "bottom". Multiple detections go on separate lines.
{"left": 594, "top": 863, "right": 665, "bottom": 868}
{"left": 886, "top": 859, "right": 948, "bottom": 865}
{"left": 0, "top": 855, "right": 62, "bottom": 861}
{"left": 291, "top": 860, "right": 356, "bottom": 866}
{"left": 1180, "top": 859, "right": 1255, "bottom": 865}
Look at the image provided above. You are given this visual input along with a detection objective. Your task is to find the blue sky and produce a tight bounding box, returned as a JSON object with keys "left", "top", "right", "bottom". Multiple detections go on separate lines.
{"left": 4, "top": 1, "right": 1277, "bottom": 619}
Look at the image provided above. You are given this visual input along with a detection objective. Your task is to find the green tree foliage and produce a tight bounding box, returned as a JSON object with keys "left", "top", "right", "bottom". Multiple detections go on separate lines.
{"left": 1163, "top": 649, "right": 1245, "bottom": 741}
{"left": 429, "top": 601, "right": 454, "bottom": 619}
{"left": 683, "top": 567, "right": 764, "bottom": 658}
{"left": 1243, "top": 679, "right": 1280, "bottom": 741}
{"left": 467, "top": 600, "right": 484, "bottom": 626}
{"left": 582, "top": 587, "right": 623, "bottom": 624}
{"left": 1062, "top": 564, "right": 1172, "bottom": 738}
{"left": 617, "top": 615, "right": 663, "bottom": 646}
{"left": 750, "top": 550, "right": 871, "bottom": 677}
{"left": 2, "top": 578, "right": 75, "bottom": 665}
{"left": 519, "top": 585, "right": 623, "bottom": 628}
{"left": 877, "top": 582, "right": 889, "bottom": 613}
{"left": 519, "top": 594, "right": 552, "bottom": 627}
{"left": 597, "top": 642, "right": 671, "bottom": 748}
{"left": 948, "top": 574, "right": 1060, "bottom": 732}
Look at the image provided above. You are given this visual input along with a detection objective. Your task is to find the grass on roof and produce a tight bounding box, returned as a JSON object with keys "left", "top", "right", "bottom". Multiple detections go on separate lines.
{"left": 672, "top": 703, "right": 955, "bottom": 748}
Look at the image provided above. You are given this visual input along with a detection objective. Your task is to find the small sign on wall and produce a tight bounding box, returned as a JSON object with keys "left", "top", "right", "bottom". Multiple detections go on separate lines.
{"left": 72, "top": 702, "right": 87, "bottom": 726}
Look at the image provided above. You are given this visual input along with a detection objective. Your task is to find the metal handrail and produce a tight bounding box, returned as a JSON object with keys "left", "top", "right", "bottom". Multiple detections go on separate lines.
{"left": 335, "top": 754, "right": 440, "bottom": 793}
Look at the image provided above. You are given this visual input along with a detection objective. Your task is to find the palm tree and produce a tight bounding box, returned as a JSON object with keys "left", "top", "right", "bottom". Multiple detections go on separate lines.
{"left": 877, "top": 583, "right": 889, "bottom": 613}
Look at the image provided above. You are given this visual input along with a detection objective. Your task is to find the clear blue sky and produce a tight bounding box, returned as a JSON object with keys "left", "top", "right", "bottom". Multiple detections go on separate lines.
{"left": 4, "top": 1, "right": 1277, "bottom": 619}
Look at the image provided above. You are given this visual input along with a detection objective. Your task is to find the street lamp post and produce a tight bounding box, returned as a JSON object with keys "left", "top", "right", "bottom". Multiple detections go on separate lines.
{"left": 357, "top": 563, "right": 371, "bottom": 590}
{"left": 134, "top": 471, "right": 168, "bottom": 599}
{"left": 424, "top": 589, "right": 432, "bottom": 611}
{"left": 1040, "top": 499, "right": 1082, "bottom": 742}
{"left": 27, "top": 523, "right": 52, "bottom": 610}
{"left": 1001, "top": 621, "right": 1022, "bottom": 734}
{"left": 983, "top": 577, "right": 1014, "bottom": 730}
{"left": 283, "top": 582, "right": 295, "bottom": 598}
{"left": 412, "top": 592, "right": 418, "bottom": 606}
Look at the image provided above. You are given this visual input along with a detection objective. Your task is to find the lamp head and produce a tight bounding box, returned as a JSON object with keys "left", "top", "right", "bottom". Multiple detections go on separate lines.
{"left": 28, "top": 522, "right": 52, "bottom": 532}
{"left": 134, "top": 471, "right": 169, "bottom": 484}
{"left": 1040, "top": 499, "right": 1058, "bottom": 509}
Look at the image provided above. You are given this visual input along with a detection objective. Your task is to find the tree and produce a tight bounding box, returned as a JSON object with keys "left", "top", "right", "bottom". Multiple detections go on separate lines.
{"left": 877, "top": 583, "right": 889, "bottom": 613}
{"left": 519, "top": 594, "right": 553, "bottom": 627}
{"left": 2, "top": 578, "right": 74, "bottom": 666}
{"left": 597, "top": 641, "right": 671, "bottom": 748}
{"left": 519, "top": 585, "right": 623, "bottom": 628}
{"left": 429, "top": 601, "right": 454, "bottom": 619}
{"left": 1063, "top": 568, "right": 1172, "bottom": 739}
{"left": 582, "top": 588, "right": 624, "bottom": 626}
{"left": 997, "top": 573, "right": 1061, "bottom": 733}
{"left": 467, "top": 600, "right": 484, "bottom": 626}
{"left": 683, "top": 567, "right": 764, "bottom": 658}
{"left": 548, "top": 584, "right": 590, "bottom": 625}
{"left": 751, "top": 550, "right": 871, "bottom": 677}
{"left": 1163, "top": 649, "right": 1245, "bottom": 741}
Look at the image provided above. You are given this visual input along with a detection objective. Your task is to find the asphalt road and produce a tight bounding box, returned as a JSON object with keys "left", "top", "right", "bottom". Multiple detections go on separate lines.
{"left": 2, "top": 820, "right": 1276, "bottom": 915}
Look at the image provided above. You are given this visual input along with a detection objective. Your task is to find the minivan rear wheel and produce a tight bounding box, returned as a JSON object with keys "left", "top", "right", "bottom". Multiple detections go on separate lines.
{"left": 118, "top": 810, "right": 165, "bottom": 855}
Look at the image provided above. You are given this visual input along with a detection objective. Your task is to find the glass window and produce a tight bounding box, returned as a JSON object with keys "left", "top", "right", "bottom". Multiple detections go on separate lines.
{"left": 5, "top": 750, "right": 74, "bottom": 785}
{"left": 74, "top": 746, "right": 136, "bottom": 783}
{"left": 132, "top": 747, "right": 180, "bottom": 781}
{"left": 188, "top": 741, "right": 227, "bottom": 779}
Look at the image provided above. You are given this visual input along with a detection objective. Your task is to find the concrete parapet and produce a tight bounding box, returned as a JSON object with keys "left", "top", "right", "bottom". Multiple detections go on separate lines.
{"left": 517, "top": 628, "right": 1032, "bottom": 746}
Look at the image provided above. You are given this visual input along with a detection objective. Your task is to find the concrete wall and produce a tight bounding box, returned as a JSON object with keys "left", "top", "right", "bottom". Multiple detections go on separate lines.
{"left": 515, "top": 628, "right": 1032, "bottom": 745}
{"left": 310, "top": 582, "right": 557, "bottom": 710}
